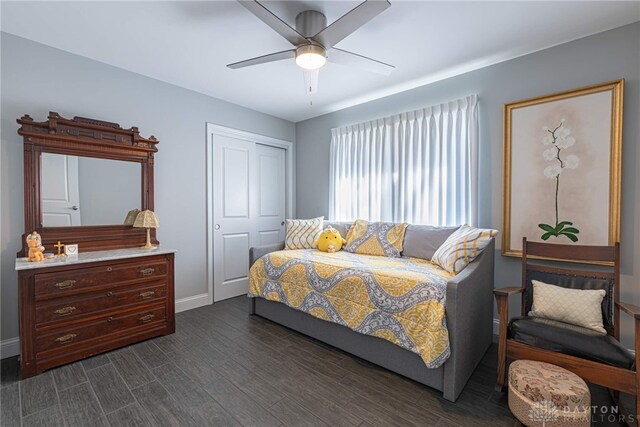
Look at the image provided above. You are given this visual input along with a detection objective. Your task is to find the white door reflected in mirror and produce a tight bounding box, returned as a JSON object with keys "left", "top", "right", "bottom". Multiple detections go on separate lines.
{"left": 40, "top": 153, "right": 141, "bottom": 227}
{"left": 41, "top": 153, "right": 81, "bottom": 226}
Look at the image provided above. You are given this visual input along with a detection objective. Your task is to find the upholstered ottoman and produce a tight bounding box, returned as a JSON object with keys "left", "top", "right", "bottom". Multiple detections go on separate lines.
{"left": 508, "top": 360, "right": 591, "bottom": 426}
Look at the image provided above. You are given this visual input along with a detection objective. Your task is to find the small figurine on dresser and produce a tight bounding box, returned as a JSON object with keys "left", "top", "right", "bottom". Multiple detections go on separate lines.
{"left": 26, "top": 231, "right": 45, "bottom": 262}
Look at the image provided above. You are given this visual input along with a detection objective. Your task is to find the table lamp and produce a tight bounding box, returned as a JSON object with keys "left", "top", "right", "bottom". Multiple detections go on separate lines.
{"left": 133, "top": 210, "right": 159, "bottom": 249}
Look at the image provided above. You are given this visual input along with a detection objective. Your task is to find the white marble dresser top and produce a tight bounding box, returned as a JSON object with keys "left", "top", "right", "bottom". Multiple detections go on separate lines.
{"left": 16, "top": 247, "right": 176, "bottom": 271}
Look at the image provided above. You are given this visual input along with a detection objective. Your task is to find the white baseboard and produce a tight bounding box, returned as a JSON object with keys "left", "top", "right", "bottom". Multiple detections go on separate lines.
{"left": 1, "top": 337, "right": 20, "bottom": 359}
{"left": 175, "top": 293, "right": 210, "bottom": 313}
{"left": 1, "top": 294, "right": 211, "bottom": 360}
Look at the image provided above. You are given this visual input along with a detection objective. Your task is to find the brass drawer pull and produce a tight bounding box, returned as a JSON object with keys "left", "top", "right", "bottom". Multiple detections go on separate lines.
{"left": 140, "top": 291, "right": 156, "bottom": 299}
{"left": 54, "top": 306, "right": 76, "bottom": 316}
{"left": 54, "top": 280, "right": 76, "bottom": 290}
{"left": 55, "top": 333, "right": 77, "bottom": 344}
{"left": 140, "top": 268, "right": 155, "bottom": 276}
{"left": 139, "top": 314, "right": 155, "bottom": 323}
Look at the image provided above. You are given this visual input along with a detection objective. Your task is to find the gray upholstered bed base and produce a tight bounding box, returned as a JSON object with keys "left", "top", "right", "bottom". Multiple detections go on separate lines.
{"left": 248, "top": 239, "right": 495, "bottom": 402}
{"left": 249, "top": 297, "right": 445, "bottom": 390}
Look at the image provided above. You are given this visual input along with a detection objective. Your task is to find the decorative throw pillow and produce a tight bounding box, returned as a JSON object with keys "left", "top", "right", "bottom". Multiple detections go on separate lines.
{"left": 344, "top": 220, "right": 408, "bottom": 257}
{"left": 431, "top": 224, "right": 497, "bottom": 274}
{"left": 529, "top": 280, "right": 606, "bottom": 334}
{"left": 284, "top": 217, "right": 323, "bottom": 250}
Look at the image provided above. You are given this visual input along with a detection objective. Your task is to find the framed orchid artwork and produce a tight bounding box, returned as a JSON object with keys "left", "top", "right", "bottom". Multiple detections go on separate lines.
{"left": 502, "top": 80, "right": 623, "bottom": 263}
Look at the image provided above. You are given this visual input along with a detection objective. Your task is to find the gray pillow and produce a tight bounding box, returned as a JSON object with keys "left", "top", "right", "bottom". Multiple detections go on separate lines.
{"left": 323, "top": 221, "right": 353, "bottom": 239}
{"left": 402, "top": 225, "right": 460, "bottom": 260}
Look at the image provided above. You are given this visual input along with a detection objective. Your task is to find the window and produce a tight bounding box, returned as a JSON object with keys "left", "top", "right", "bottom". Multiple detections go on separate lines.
{"left": 329, "top": 95, "right": 478, "bottom": 226}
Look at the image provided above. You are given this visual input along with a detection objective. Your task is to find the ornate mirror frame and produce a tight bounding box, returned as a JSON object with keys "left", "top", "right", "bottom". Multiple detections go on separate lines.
{"left": 17, "top": 112, "right": 159, "bottom": 256}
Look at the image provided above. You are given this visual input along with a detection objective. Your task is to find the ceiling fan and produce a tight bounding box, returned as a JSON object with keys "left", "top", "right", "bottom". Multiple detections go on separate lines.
{"left": 228, "top": 0, "right": 395, "bottom": 95}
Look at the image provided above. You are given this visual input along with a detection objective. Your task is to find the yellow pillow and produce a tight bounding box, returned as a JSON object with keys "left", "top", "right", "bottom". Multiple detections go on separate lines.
{"left": 285, "top": 217, "right": 323, "bottom": 250}
{"left": 344, "top": 220, "right": 408, "bottom": 257}
{"left": 529, "top": 280, "right": 606, "bottom": 334}
{"left": 431, "top": 224, "right": 497, "bottom": 274}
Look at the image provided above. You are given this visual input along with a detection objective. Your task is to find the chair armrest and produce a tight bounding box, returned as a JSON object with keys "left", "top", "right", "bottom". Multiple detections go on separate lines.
{"left": 493, "top": 287, "right": 524, "bottom": 297}
{"left": 616, "top": 301, "right": 640, "bottom": 320}
{"left": 249, "top": 242, "right": 285, "bottom": 268}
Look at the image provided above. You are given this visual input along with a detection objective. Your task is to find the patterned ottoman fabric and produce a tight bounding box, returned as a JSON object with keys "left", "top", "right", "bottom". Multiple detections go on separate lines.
{"left": 508, "top": 360, "right": 591, "bottom": 427}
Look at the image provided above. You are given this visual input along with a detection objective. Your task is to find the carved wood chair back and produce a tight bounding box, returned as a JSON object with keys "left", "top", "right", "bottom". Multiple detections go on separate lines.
{"left": 520, "top": 237, "right": 620, "bottom": 339}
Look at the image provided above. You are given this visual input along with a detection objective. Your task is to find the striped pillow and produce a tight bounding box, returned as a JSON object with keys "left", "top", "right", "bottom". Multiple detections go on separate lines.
{"left": 344, "top": 220, "right": 408, "bottom": 257}
{"left": 431, "top": 225, "right": 497, "bottom": 274}
{"left": 285, "top": 217, "right": 323, "bottom": 250}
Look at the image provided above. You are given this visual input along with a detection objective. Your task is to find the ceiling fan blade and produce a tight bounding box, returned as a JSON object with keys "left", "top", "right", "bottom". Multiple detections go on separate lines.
{"left": 328, "top": 48, "right": 394, "bottom": 75}
{"left": 238, "top": 0, "right": 308, "bottom": 46}
{"left": 227, "top": 49, "right": 295, "bottom": 69}
{"left": 312, "top": 0, "right": 390, "bottom": 49}
{"left": 303, "top": 70, "right": 319, "bottom": 95}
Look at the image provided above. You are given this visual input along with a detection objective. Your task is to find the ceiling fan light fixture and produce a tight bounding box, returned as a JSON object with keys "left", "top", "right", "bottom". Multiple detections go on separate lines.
{"left": 295, "top": 45, "right": 326, "bottom": 70}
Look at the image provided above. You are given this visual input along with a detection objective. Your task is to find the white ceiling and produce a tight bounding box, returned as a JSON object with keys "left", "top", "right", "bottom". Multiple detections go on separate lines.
{"left": 1, "top": 1, "right": 639, "bottom": 122}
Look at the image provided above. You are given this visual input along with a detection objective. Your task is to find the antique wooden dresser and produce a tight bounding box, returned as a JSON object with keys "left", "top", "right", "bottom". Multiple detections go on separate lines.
{"left": 15, "top": 113, "right": 175, "bottom": 378}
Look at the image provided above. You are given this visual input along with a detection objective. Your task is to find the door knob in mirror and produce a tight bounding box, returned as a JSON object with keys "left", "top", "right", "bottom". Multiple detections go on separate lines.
{"left": 214, "top": 224, "right": 220, "bottom": 230}
{"left": 70, "top": 206, "right": 79, "bottom": 210}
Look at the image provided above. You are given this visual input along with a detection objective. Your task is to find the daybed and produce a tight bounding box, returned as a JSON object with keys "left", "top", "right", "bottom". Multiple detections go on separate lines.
{"left": 248, "top": 222, "right": 495, "bottom": 402}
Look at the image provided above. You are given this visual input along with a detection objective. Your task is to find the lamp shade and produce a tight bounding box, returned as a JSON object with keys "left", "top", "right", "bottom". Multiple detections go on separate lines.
{"left": 124, "top": 208, "right": 141, "bottom": 225}
{"left": 295, "top": 45, "right": 326, "bottom": 70}
{"left": 133, "top": 210, "right": 159, "bottom": 229}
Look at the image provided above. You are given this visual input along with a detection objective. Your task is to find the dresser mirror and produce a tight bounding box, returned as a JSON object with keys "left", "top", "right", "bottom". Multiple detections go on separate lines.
{"left": 17, "top": 112, "right": 158, "bottom": 255}
{"left": 41, "top": 153, "right": 142, "bottom": 227}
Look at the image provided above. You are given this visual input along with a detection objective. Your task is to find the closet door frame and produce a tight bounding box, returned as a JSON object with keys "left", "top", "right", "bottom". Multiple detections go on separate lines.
{"left": 206, "top": 123, "right": 294, "bottom": 304}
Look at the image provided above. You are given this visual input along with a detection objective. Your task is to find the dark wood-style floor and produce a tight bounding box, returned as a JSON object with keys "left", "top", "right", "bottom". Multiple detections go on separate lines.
{"left": 0, "top": 297, "right": 629, "bottom": 426}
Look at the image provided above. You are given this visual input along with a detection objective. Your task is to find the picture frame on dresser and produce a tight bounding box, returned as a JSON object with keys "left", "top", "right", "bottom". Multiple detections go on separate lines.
{"left": 15, "top": 112, "right": 175, "bottom": 378}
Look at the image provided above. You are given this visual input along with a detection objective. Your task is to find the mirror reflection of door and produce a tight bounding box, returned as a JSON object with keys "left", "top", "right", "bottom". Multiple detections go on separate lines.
{"left": 40, "top": 154, "right": 141, "bottom": 227}
{"left": 41, "top": 153, "right": 82, "bottom": 226}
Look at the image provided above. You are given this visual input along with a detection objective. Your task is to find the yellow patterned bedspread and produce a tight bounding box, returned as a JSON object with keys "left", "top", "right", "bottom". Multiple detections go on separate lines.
{"left": 248, "top": 249, "right": 454, "bottom": 368}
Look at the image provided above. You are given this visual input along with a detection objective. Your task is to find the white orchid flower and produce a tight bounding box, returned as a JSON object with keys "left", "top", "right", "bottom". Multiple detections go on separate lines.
{"left": 542, "top": 135, "right": 554, "bottom": 145}
{"left": 565, "top": 155, "right": 579, "bottom": 169}
{"left": 556, "top": 136, "right": 576, "bottom": 149}
{"left": 543, "top": 148, "right": 556, "bottom": 161}
{"left": 557, "top": 127, "right": 571, "bottom": 138}
{"left": 544, "top": 164, "right": 562, "bottom": 178}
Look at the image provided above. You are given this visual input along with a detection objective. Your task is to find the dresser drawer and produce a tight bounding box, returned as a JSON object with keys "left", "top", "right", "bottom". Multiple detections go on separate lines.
{"left": 36, "top": 305, "right": 166, "bottom": 355}
{"left": 34, "top": 259, "right": 168, "bottom": 300}
{"left": 35, "top": 282, "right": 167, "bottom": 326}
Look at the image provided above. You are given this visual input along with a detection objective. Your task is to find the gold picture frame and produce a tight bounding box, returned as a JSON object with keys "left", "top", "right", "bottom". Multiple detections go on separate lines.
{"left": 502, "top": 80, "right": 623, "bottom": 262}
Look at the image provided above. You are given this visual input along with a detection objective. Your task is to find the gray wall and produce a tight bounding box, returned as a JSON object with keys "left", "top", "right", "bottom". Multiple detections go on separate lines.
{"left": 0, "top": 33, "right": 295, "bottom": 344}
{"left": 295, "top": 23, "right": 640, "bottom": 346}
{"left": 77, "top": 156, "right": 141, "bottom": 226}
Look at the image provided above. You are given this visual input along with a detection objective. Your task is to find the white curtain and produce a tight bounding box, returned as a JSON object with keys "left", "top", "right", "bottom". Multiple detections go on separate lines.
{"left": 329, "top": 94, "right": 478, "bottom": 226}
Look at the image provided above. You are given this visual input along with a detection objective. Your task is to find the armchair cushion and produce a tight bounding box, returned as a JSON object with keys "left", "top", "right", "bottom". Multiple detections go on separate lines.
{"left": 529, "top": 280, "right": 606, "bottom": 334}
{"left": 509, "top": 316, "right": 634, "bottom": 370}
{"left": 524, "top": 270, "right": 614, "bottom": 332}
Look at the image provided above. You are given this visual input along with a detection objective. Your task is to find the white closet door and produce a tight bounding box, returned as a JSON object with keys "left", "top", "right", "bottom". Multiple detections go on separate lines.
{"left": 255, "top": 144, "right": 286, "bottom": 245}
{"left": 212, "top": 136, "right": 286, "bottom": 301}
{"left": 41, "top": 153, "right": 81, "bottom": 226}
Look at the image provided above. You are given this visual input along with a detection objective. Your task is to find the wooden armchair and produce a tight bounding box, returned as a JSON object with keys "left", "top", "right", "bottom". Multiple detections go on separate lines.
{"left": 494, "top": 238, "right": 640, "bottom": 415}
